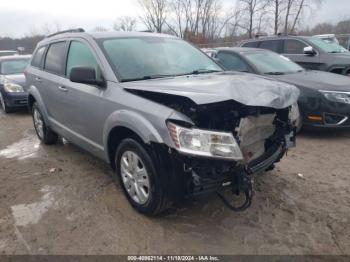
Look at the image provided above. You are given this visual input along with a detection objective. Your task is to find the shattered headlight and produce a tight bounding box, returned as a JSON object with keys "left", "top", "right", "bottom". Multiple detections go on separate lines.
{"left": 167, "top": 122, "right": 243, "bottom": 160}
{"left": 321, "top": 91, "right": 350, "bottom": 105}
{"left": 4, "top": 79, "right": 24, "bottom": 93}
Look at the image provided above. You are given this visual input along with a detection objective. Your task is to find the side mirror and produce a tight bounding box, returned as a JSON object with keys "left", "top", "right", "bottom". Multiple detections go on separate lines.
{"left": 69, "top": 67, "right": 105, "bottom": 87}
{"left": 303, "top": 46, "right": 316, "bottom": 56}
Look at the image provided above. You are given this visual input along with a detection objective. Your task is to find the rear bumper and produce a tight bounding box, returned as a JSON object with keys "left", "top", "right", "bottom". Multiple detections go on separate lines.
{"left": 1, "top": 91, "right": 28, "bottom": 107}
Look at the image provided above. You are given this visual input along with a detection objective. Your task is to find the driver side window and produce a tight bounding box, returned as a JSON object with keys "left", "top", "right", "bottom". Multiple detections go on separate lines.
{"left": 66, "top": 41, "right": 102, "bottom": 81}
{"left": 217, "top": 52, "right": 250, "bottom": 72}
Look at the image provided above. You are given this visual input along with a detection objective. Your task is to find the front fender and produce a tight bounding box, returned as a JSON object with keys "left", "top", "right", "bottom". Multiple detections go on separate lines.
{"left": 103, "top": 110, "right": 166, "bottom": 150}
{"left": 28, "top": 85, "right": 50, "bottom": 125}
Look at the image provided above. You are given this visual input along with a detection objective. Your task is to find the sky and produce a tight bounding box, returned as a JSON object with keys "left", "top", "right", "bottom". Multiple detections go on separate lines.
{"left": 0, "top": 0, "right": 349, "bottom": 37}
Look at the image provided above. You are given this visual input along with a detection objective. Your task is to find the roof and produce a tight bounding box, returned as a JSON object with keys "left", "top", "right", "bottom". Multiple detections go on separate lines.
{"left": 242, "top": 35, "right": 312, "bottom": 43}
{"left": 0, "top": 55, "right": 32, "bottom": 61}
{"left": 39, "top": 31, "right": 177, "bottom": 45}
{"left": 215, "top": 47, "right": 267, "bottom": 53}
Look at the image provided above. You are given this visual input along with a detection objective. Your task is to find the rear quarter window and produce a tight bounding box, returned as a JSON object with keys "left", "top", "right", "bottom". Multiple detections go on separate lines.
{"left": 31, "top": 46, "right": 46, "bottom": 68}
{"left": 44, "top": 42, "right": 67, "bottom": 75}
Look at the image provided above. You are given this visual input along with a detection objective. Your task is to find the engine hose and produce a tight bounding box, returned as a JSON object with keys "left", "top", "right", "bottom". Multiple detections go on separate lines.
{"left": 216, "top": 182, "right": 253, "bottom": 212}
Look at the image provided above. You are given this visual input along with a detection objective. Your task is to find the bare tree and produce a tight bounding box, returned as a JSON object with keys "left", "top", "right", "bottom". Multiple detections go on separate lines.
{"left": 269, "top": 0, "right": 285, "bottom": 34}
{"left": 93, "top": 26, "right": 109, "bottom": 32}
{"left": 138, "top": 0, "right": 168, "bottom": 33}
{"left": 239, "top": 0, "right": 269, "bottom": 38}
{"left": 113, "top": 16, "right": 137, "bottom": 31}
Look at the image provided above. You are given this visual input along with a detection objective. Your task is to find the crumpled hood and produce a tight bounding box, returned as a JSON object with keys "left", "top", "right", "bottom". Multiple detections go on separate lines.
{"left": 274, "top": 70, "right": 350, "bottom": 92}
{"left": 122, "top": 72, "right": 299, "bottom": 109}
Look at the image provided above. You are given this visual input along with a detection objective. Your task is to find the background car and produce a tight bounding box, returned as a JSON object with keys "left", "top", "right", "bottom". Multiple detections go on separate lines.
{"left": 313, "top": 34, "right": 340, "bottom": 44}
{"left": 209, "top": 47, "right": 350, "bottom": 130}
{"left": 0, "top": 55, "right": 31, "bottom": 113}
{"left": 0, "top": 50, "right": 18, "bottom": 57}
{"left": 240, "top": 35, "right": 350, "bottom": 76}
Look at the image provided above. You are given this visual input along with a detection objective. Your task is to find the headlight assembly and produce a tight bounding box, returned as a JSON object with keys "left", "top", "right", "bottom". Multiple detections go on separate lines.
{"left": 4, "top": 79, "right": 24, "bottom": 93}
{"left": 167, "top": 122, "right": 243, "bottom": 160}
{"left": 321, "top": 91, "right": 350, "bottom": 105}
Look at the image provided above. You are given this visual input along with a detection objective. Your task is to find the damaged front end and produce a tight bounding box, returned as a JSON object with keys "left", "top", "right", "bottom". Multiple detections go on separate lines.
{"left": 124, "top": 76, "right": 298, "bottom": 211}
{"left": 165, "top": 100, "right": 295, "bottom": 211}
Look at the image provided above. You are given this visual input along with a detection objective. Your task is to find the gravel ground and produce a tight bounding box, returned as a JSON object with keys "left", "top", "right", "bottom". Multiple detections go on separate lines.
{"left": 0, "top": 110, "right": 349, "bottom": 255}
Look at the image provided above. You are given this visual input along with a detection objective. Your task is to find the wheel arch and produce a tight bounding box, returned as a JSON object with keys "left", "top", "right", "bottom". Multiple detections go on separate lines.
{"left": 27, "top": 86, "right": 50, "bottom": 125}
{"left": 103, "top": 110, "right": 166, "bottom": 169}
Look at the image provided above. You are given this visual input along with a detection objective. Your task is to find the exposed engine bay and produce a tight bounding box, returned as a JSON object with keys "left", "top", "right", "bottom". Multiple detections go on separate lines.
{"left": 126, "top": 89, "right": 296, "bottom": 212}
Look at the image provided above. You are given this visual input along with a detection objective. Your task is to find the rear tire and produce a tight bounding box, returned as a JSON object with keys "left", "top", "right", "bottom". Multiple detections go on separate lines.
{"left": 0, "top": 92, "right": 12, "bottom": 113}
{"left": 115, "top": 138, "right": 171, "bottom": 216}
{"left": 32, "top": 102, "right": 58, "bottom": 145}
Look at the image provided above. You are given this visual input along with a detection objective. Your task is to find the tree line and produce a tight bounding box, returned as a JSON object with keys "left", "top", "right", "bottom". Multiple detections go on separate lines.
{"left": 1, "top": 0, "right": 350, "bottom": 53}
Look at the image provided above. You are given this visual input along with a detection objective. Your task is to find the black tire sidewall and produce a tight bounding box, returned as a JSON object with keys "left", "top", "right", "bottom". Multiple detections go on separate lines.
{"left": 0, "top": 93, "right": 11, "bottom": 113}
{"left": 32, "top": 103, "right": 57, "bottom": 144}
{"left": 115, "top": 138, "right": 164, "bottom": 215}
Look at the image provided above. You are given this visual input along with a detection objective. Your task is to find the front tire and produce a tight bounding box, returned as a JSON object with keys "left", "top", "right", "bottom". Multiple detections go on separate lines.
{"left": 0, "top": 92, "right": 12, "bottom": 113}
{"left": 32, "top": 102, "right": 58, "bottom": 145}
{"left": 115, "top": 138, "right": 171, "bottom": 216}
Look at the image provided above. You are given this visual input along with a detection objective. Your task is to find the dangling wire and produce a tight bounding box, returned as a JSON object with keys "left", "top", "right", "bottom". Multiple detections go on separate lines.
{"left": 216, "top": 177, "right": 253, "bottom": 212}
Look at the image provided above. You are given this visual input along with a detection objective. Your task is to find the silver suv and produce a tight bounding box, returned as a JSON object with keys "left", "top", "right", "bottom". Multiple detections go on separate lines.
{"left": 26, "top": 29, "right": 299, "bottom": 215}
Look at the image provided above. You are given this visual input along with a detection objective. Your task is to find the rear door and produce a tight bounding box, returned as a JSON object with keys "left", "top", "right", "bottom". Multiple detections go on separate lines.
{"left": 40, "top": 41, "right": 69, "bottom": 123}
{"left": 282, "top": 39, "right": 322, "bottom": 70}
{"left": 257, "top": 39, "right": 283, "bottom": 53}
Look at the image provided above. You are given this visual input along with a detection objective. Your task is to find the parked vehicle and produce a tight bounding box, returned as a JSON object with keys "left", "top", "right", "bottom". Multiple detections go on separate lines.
{"left": 0, "top": 55, "right": 31, "bottom": 113}
{"left": 313, "top": 34, "right": 340, "bottom": 44}
{"left": 26, "top": 29, "right": 299, "bottom": 215}
{"left": 240, "top": 35, "right": 350, "bottom": 76}
{"left": 0, "top": 50, "right": 18, "bottom": 57}
{"left": 207, "top": 47, "right": 350, "bottom": 130}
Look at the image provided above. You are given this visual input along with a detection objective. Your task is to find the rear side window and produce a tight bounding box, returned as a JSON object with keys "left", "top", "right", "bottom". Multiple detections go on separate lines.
{"left": 283, "top": 39, "right": 308, "bottom": 54}
{"left": 44, "top": 42, "right": 67, "bottom": 75}
{"left": 31, "top": 46, "right": 46, "bottom": 68}
{"left": 242, "top": 41, "right": 259, "bottom": 48}
{"left": 258, "top": 40, "right": 281, "bottom": 52}
{"left": 217, "top": 52, "right": 250, "bottom": 72}
{"left": 66, "top": 41, "right": 102, "bottom": 80}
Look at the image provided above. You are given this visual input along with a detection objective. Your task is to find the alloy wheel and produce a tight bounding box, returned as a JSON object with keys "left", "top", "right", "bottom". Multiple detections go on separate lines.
{"left": 120, "top": 151, "right": 150, "bottom": 205}
{"left": 33, "top": 108, "right": 44, "bottom": 139}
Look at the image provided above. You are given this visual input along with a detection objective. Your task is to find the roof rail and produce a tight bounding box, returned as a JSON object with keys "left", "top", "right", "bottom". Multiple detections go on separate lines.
{"left": 46, "top": 28, "right": 85, "bottom": 38}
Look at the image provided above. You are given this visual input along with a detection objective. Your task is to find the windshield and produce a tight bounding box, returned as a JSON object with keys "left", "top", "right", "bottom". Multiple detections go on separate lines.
{"left": 244, "top": 51, "right": 303, "bottom": 75}
{"left": 100, "top": 37, "right": 222, "bottom": 82}
{"left": 308, "top": 37, "right": 348, "bottom": 53}
{"left": 0, "top": 59, "right": 30, "bottom": 75}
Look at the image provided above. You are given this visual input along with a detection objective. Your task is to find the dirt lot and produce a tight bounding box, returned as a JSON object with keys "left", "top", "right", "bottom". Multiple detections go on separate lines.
{"left": 0, "top": 110, "right": 349, "bottom": 255}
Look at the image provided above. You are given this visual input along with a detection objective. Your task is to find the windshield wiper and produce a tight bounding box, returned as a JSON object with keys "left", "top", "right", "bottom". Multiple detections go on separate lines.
{"left": 181, "top": 69, "right": 222, "bottom": 76}
{"left": 264, "top": 72, "right": 286, "bottom": 75}
{"left": 121, "top": 74, "right": 175, "bottom": 82}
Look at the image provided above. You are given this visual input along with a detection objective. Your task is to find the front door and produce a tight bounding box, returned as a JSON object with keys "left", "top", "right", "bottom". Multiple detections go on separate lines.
{"left": 282, "top": 39, "right": 322, "bottom": 70}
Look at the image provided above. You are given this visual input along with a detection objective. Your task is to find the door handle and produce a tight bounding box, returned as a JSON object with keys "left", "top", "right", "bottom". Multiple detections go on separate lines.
{"left": 35, "top": 77, "right": 42, "bottom": 82}
{"left": 58, "top": 86, "right": 68, "bottom": 92}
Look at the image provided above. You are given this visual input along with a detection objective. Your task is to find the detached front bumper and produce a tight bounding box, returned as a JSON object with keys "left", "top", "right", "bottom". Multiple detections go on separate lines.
{"left": 153, "top": 138, "right": 288, "bottom": 199}
{"left": 1, "top": 91, "right": 28, "bottom": 108}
